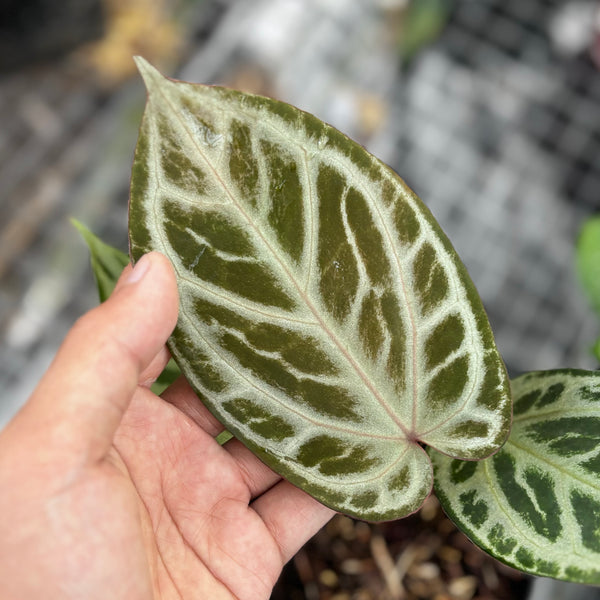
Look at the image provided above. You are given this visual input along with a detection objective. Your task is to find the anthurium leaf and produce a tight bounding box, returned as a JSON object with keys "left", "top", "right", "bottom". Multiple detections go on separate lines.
{"left": 71, "top": 218, "right": 130, "bottom": 303}
{"left": 72, "top": 218, "right": 182, "bottom": 395}
{"left": 431, "top": 369, "right": 600, "bottom": 584}
{"left": 128, "top": 57, "right": 511, "bottom": 521}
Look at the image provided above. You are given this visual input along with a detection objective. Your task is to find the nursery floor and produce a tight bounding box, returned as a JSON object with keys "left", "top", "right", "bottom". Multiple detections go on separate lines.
{"left": 272, "top": 496, "right": 529, "bottom": 600}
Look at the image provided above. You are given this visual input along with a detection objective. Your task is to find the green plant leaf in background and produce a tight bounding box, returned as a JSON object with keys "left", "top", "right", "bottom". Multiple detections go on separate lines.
{"left": 399, "top": 0, "right": 451, "bottom": 62}
{"left": 576, "top": 215, "right": 600, "bottom": 362}
{"left": 128, "top": 57, "right": 511, "bottom": 521}
{"left": 72, "top": 218, "right": 181, "bottom": 395}
{"left": 71, "top": 218, "right": 130, "bottom": 302}
{"left": 151, "top": 356, "right": 182, "bottom": 396}
{"left": 431, "top": 369, "right": 600, "bottom": 584}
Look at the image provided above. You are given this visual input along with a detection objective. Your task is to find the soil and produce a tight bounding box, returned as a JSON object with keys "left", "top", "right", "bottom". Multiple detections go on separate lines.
{"left": 272, "top": 495, "right": 530, "bottom": 600}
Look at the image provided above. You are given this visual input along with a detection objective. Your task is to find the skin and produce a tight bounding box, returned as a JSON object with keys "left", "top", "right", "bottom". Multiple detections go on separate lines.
{"left": 0, "top": 252, "right": 334, "bottom": 600}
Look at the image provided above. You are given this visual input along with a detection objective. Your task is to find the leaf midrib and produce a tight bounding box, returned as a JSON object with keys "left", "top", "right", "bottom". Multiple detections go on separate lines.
{"left": 150, "top": 81, "right": 412, "bottom": 440}
{"left": 507, "top": 436, "right": 600, "bottom": 493}
{"left": 513, "top": 406, "right": 600, "bottom": 424}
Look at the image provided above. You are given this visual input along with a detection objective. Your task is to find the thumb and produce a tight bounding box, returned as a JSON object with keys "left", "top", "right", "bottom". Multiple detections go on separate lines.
{"left": 20, "top": 252, "right": 179, "bottom": 465}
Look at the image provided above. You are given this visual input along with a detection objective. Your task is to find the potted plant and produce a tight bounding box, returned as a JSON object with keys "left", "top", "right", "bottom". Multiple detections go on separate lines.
{"left": 76, "top": 59, "right": 600, "bottom": 598}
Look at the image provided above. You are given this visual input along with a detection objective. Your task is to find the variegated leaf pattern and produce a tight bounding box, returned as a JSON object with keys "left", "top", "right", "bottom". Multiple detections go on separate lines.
{"left": 128, "top": 58, "right": 511, "bottom": 521}
{"left": 431, "top": 370, "right": 600, "bottom": 584}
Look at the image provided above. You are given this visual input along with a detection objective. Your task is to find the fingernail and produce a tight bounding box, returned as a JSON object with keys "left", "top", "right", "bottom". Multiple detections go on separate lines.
{"left": 126, "top": 254, "right": 151, "bottom": 284}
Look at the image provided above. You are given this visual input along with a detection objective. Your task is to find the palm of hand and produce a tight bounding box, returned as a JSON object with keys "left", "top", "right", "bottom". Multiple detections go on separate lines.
{"left": 0, "top": 380, "right": 328, "bottom": 600}
{"left": 110, "top": 383, "right": 288, "bottom": 600}
{"left": 0, "top": 256, "right": 332, "bottom": 600}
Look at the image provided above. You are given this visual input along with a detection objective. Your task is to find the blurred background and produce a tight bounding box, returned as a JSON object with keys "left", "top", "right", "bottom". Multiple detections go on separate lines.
{"left": 1, "top": 1, "right": 599, "bottom": 598}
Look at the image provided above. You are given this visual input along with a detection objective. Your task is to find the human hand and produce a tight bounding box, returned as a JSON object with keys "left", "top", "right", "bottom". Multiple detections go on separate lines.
{"left": 0, "top": 252, "right": 334, "bottom": 600}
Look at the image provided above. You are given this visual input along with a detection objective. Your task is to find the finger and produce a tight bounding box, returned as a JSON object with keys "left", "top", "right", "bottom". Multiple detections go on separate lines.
{"left": 251, "top": 480, "right": 335, "bottom": 564}
{"left": 224, "top": 438, "right": 281, "bottom": 498}
{"left": 139, "top": 345, "right": 173, "bottom": 387}
{"left": 162, "top": 378, "right": 281, "bottom": 496}
{"left": 113, "top": 264, "right": 173, "bottom": 387}
{"left": 161, "top": 377, "right": 225, "bottom": 437}
{"left": 20, "top": 252, "right": 179, "bottom": 465}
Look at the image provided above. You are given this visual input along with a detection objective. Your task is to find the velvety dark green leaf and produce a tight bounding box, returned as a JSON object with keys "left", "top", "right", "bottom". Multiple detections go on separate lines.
{"left": 72, "top": 219, "right": 129, "bottom": 303}
{"left": 432, "top": 370, "right": 600, "bottom": 584}
{"left": 128, "top": 57, "right": 511, "bottom": 521}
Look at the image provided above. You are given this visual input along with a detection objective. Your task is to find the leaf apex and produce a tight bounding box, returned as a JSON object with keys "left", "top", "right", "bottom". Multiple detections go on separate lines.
{"left": 133, "top": 56, "right": 165, "bottom": 93}
{"left": 70, "top": 217, "right": 92, "bottom": 242}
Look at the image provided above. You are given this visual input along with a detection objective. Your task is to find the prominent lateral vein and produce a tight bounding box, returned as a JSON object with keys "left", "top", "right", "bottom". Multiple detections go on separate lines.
{"left": 177, "top": 309, "right": 405, "bottom": 442}
{"left": 507, "top": 437, "right": 600, "bottom": 492}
